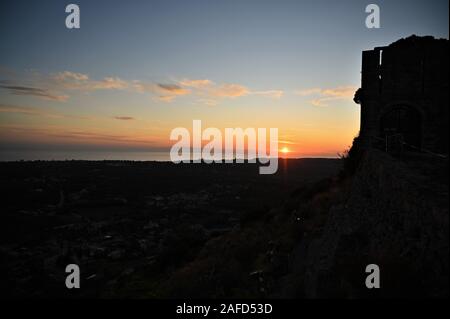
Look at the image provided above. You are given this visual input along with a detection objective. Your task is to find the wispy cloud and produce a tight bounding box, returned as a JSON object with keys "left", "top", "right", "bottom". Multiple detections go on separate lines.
{"left": 178, "top": 79, "right": 213, "bottom": 89}
{"left": 53, "top": 71, "right": 89, "bottom": 81}
{"left": 177, "top": 78, "right": 283, "bottom": 104}
{"left": 0, "top": 124, "right": 158, "bottom": 148}
{"left": 113, "top": 116, "right": 135, "bottom": 121}
{"left": 0, "top": 104, "right": 89, "bottom": 119}
{"left": 155, "top": 83, "right": 191, "bottom": 101}
{"left": 278, "top": 139, "right": 298, "bottom": 145}
{"left": 130, "top": 81, "right": 191, "bottom": 101}
{"left": 295, "top": 88, "right": 322, "bottom": 96}
{"left": 90, "top": 77, "right": 129, "bottom": 90}
{"left": 1, "top": 68, "right": 284, "bottom": 104}
{"left": 52, "top": 71, "right": 128, "bottom": 91}
{"left": 132, "top": 78, "right": 283, "bottom": 104}
{"left": 46, "top": 130, "right": 153, "bottom": 144}
{"left": 0, "top": 84, "right": 68, "bottom": 101}
{"left": 251, "top": 90, "right": 284, "bottom": 99}
{"left": 320, "top": 87, "right": 356, "bottom": 98}
{"left": 157, "top": 95, "right": 176, "bottom": 102}
{"left": 0, "top": 104, "right": 41, "bottom": 115}
{"left": 208, "top": 83, "right": 249, "bottom": 98}
{"left": 296, "top": 86, "right": 357, "bottom": 107}
{"left": 196, "top": 99, "right": 218, "bottom": 107}
{"left": 0, "top": 71, "right": 131, "bottom": 102}
{"left": 310, "top": 97, "right": 340, "bottom": 107}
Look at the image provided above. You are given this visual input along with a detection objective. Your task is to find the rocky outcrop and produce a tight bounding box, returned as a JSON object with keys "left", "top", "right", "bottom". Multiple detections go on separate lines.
{"left": 300, "top": 149, "right": 448, "bottom": 297}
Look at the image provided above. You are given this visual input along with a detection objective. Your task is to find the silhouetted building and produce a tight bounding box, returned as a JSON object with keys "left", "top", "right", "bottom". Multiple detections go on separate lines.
{"left": 355, "top": 35, "right": 449, "bottom": 154}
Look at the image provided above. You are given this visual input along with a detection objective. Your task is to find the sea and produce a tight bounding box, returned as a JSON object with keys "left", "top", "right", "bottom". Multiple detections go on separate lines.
{"left": 0, "top": 150, "right": 336, "bottom": 162}
{"left": 0, "top": 150, "right": 171, "bottom": 162}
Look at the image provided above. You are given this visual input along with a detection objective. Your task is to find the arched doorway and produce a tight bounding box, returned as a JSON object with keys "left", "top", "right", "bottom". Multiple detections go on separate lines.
{"left": 380, "top": 105, "right": 422, "bottom": 149}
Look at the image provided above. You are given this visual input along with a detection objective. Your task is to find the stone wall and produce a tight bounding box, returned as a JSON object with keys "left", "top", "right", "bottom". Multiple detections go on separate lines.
{"left": 359, "top": 36, "right": 449, "bottom": 154}
{"left": 302, "top": 149, "right": 448, "bottom": 297}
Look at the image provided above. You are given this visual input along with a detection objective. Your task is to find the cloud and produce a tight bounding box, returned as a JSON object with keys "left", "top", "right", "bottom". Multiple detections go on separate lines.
{"left": 197, "top": 99, "right": 218, "bottom": 106}
{"left": 131, "top": 81, "right": 192, "bottom": 102}
{"left": 296, "top": 86, "right": 357, "bottom": 107}
{"left": 91, "top": 77, "right": 129, "bottom": 90}
{"left": 149, "top": 78, "right": 251, "bottom": 102}
{"left": 295, "top": 88, "right": 322, "bottom": 96}
{"left": 0, "top": 84, "right": 68, "bottom": 101}
{"left": 181, "top": 79, "right": 283, "bottom": 101}
{"left": 278, "top": 139, "right": 297, "bottom": 145}
{"left": 321, "top": 86, "right": 356, "bottom": 98}
{"left": 53, "top": 72, "right": 128, "bottom": 91}
{"left": 0, "top": 125, "right": 157, "bottom": 148}
{"left": 1, "top": 71, "right": 129, "bottom": 102}
{"left": 209, "top": 83, "right": 249, "bottom": 98}
{"left": 130, "top": 81, "right": 151, "bottom": 94}
{"left": 2, "top": 68, "right": 284, "bottom": 104}
{"left": 157, "top": 83, "right": 191, "bottom": 95}
{"left": 0, "top": 104, "right": 41, "bottom": 115}
{"left": 113, "top": 116, "right": 135, "bottom": 120}
{"left": 179, "top": 79, "right": 213, "bottom": 88}
{"left": 310, "top": 97, "right": 339, "bottom": 107}
{"left": 157, "top": 95, "right": 176, "bottom": 102}
{"left": 296, "top": 86, "right": 356, "bottom": 98}
{"left": 251, "top": 90, "right": 284, "bottom": 99}
{"left": 155, "top": 80, "right": 280, "bottom": 103}
{"left": 54, "top": 71, "right": 89, "bottom": 81}
{"left": 0, "top": 104, "right": 92, "bottom": 120}
{"left": 153, "top": 83, "right": 191, "bottom": 102}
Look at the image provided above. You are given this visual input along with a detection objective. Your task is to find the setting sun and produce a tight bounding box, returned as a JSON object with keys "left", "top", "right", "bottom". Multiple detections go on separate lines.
{"left": 280, "top": 147, "right": 290, "bottom": 154}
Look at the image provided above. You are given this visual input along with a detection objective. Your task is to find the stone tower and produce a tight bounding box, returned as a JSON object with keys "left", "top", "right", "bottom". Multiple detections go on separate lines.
{"left": 355, "top": 35, "right": 449, "bottom": 155}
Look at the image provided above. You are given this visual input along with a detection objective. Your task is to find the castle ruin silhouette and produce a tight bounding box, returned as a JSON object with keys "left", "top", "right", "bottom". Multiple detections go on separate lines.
{"left": 355, "top": 35, "right": 449, "bottom": 155}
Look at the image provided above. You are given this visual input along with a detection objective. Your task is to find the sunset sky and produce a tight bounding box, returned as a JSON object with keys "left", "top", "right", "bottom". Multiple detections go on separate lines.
{"left": 0, "top": 0, "right": 448, "bottom": 159}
